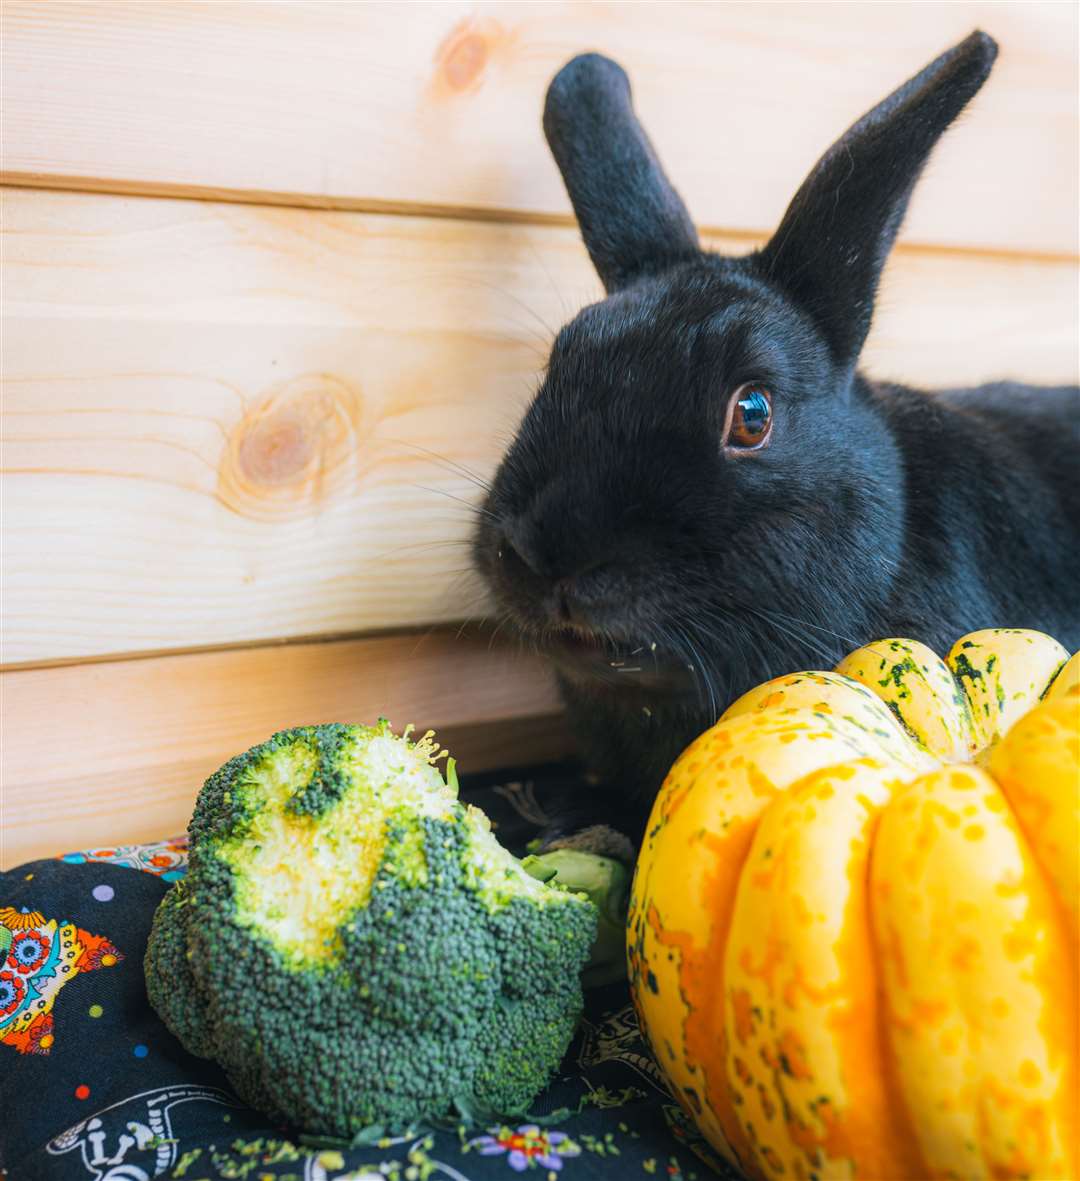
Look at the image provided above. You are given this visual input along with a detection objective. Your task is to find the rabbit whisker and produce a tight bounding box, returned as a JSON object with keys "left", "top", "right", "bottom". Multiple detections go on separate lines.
{"left": 666, "top": 620, "right": 720, "bottom": 722}
{"left": 411, "top": 484, "right": 500, "bottom": 522}
{"left": 742, "top": 607, "right": 838, "bottom": 665}
{"left": 389, "top": 439, "right": 494, "bottom": 494}
{"left": 756, "top": 606, "right": 863, "bottom": 651}
{"left": 368, "top": 538, "right": 475, "bottom": 563}
{"left": 446, "top": 275, "right": 556, "bottom": 352}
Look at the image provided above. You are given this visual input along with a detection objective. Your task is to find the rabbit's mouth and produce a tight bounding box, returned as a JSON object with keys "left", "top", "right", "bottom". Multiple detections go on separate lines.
{"left": 544, "top": 628, "right": 693, "bottom": 695}
{"left": 551, "top": 624, "right": 607, "bottom": 651}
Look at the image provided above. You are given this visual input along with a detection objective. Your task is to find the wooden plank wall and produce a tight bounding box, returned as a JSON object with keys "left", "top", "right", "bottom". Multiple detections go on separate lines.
{"left": 4, "top": 1, "right": 1077, "bottom": 252}
{"left": 2, "top": 632, "right": 569, "bottom": 864}
{"left": 2, "top": 2, "right": 1078, "bottom": 864}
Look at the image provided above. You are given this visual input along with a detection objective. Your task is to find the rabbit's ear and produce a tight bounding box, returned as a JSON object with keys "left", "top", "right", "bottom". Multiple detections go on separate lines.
{"left": 544, "top": 53, "right": 700, "bottom": 292}
{"left": 759, "top": 31, "right": 997, "bottom": 370}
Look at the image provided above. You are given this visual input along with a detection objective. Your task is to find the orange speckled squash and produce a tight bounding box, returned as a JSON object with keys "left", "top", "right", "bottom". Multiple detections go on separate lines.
{"left": 629, "top": 629, "right": 1079, "bottom": 1181}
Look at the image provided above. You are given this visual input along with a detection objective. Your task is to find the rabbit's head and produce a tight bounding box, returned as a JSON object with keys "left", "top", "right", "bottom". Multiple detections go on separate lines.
{"left": 475, "top": 34, "right": 997, "bottom": 706}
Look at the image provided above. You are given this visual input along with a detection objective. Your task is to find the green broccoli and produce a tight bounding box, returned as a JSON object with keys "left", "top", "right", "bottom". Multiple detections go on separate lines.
{"left": 523, "top": 849, "right": 632, "bottom": 987}
{"left": 144, "top": 722, "right": 598, "bottom": 1138}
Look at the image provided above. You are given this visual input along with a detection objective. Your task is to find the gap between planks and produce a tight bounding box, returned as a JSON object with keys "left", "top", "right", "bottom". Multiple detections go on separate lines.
{"left": 0, "top": 621, "right": 477, "bottom": 674}
{"left": 2, "top": 177, "right": 1075, "bottom": 268}
{"left": 1, "top": 627, "right": 573, "bottom": 867}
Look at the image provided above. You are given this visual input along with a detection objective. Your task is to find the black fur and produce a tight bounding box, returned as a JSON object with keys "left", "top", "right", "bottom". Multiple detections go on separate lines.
{"left": 543, "top": 52, "right": 700, "bottom": 291}
{"left": 473, "top": 33, "right": 1080, "bottom": 848}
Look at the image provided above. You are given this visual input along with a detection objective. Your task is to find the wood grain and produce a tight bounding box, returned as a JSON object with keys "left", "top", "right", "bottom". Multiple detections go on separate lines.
{"left": 0, "top": 629, "right": 571, "bottom": 867}
{"left": 2, "top": 2, "right": 1077, "bottom": 255}
{"left": 4, "top": 187, "right": 1077, "bottom": 665}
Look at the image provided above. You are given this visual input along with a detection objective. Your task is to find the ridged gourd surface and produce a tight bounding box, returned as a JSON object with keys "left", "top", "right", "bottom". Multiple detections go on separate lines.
{"left": 629, "top": 629, "right": 1079, "bottom": 1181}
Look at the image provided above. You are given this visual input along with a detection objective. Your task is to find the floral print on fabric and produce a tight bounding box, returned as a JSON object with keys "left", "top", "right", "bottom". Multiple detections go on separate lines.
{"left": 468, "top": 1125, "right": 582, "bottom": 1172}
{"left": 0, "top": 967, "right": 27, "bottom": 1015}
{"left": 59, "top": 835, "right": 188, "bottom": 881}
{"left": 0, "top": 906, "right": 45, "bottom": 930}
{"left": 10, "top": 927, "right": 52, "bottom": 973}
{"left": 0, "top": 907, "right": 123, "bottom": 1055}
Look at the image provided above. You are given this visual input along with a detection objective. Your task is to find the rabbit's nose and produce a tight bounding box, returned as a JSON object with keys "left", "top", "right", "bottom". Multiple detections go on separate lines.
{"left": 499, "top": 526, "right": 546, "bottom": 579}
{"left": 553, "top": 564, "right": 616, "bottom": 629}
{"left": 554, "top": 578, "right": 588, "bottom": 626}
{"left": 499, "top": 517, "right": 617, "bottom": 626}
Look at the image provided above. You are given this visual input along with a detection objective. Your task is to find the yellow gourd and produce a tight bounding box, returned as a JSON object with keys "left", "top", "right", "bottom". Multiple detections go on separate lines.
{"left": 629, "top": 629, "right": 1079, "bottom": 1181}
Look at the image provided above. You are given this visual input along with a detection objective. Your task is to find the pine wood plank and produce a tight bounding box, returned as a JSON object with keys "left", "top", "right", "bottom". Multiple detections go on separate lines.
{"left": 1, "top": 2, "right": 1077, "bottom": 255}
{"left": 4, "top": 188, "right": 1077, "bottom": 665}
{"left": 0, "top": 630, "right": 571, "bottom": 867}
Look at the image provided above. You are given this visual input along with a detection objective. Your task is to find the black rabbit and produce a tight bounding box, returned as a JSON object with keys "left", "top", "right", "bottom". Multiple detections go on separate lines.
{"left": 473, "top": 32, "right": 1080, "bottom": 855}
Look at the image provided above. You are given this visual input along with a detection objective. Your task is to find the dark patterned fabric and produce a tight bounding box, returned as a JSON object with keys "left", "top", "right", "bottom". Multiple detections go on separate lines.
{"left": 1, "top": 767, "right": 736, "bottom": 1181}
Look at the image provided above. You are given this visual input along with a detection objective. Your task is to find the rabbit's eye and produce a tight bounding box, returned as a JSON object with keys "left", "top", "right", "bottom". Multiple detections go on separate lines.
{"left": 726, "top": 385, "right": 773, "bottom": 450}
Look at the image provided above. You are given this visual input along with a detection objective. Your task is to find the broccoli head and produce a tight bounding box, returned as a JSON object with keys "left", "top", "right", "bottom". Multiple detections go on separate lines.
{"left": 144, "top": 722, "right": 598, "bottom": 1137}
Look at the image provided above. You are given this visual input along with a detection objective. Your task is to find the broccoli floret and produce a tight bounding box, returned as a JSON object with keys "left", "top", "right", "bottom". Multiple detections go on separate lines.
{"left": 144, "top": 722, "right": 597, "bottom": 1137}
{"left": 523, "top": 849, "right": 632, "bottom": 987}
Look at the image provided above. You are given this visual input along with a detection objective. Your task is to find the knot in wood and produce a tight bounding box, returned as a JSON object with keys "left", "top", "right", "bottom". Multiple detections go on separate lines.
{"left": 217, "top": 374, "right": 367, "bottom": 520}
